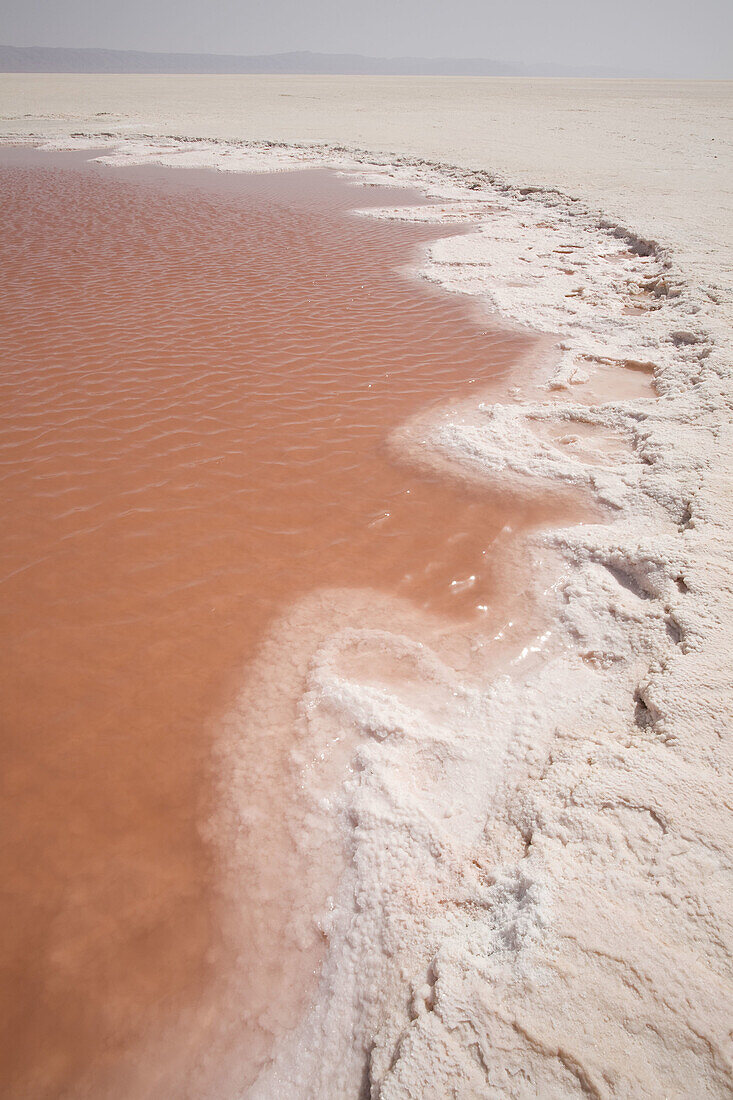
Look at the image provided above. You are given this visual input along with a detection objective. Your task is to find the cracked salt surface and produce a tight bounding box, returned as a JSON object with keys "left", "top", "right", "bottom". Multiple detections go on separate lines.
{"left": 3, "top": 87, "right": 732, "bottom": 1099}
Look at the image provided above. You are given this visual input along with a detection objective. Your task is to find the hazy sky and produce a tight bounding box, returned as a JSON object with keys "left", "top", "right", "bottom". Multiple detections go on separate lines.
{"left": 1, "top": 0, "right": 731, "bottom": 77}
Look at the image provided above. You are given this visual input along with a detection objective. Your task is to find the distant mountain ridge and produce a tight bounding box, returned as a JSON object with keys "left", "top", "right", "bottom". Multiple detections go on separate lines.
{"left": 0, "top": 45, "right": 638, "bottom": 77}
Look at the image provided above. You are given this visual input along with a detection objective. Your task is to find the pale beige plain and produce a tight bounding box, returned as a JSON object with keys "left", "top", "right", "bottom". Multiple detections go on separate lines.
{"left": 1, "top": 74, "right": 731, "bottom": 290}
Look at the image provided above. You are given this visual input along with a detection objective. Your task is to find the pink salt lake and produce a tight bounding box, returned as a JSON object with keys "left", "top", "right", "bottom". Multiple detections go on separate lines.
{"left": 0, "top": 149, "right": 576, "bottom": 1095}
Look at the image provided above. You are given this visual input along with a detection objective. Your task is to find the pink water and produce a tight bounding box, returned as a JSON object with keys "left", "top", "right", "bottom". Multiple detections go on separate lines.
{"left": 0, "top": 149, "right": 574, "bottom": 1095}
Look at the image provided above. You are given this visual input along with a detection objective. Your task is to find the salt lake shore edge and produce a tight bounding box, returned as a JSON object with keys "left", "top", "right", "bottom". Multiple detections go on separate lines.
{"left": 5, "top": 132, "right": 732, "bottom": 1097}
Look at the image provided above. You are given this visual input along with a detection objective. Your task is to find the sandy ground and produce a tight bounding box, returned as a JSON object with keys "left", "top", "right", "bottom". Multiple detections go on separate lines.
{"left": 2, "top": 77, "right": 732, "bottom": 1097}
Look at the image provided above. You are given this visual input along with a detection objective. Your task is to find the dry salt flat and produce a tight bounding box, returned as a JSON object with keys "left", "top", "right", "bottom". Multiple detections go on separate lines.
{"left": 2, "top": 76, "right": 732, "bottom": 1097}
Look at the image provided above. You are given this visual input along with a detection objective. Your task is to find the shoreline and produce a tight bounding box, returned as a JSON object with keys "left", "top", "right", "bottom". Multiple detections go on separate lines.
{"left": 2, "top": 114, "right": 732, "bottom": 1095}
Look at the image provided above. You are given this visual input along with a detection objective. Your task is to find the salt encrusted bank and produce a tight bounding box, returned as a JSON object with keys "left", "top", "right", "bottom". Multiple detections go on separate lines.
{"left": 4, "top": 124, "right": 732, "bottom": 1098}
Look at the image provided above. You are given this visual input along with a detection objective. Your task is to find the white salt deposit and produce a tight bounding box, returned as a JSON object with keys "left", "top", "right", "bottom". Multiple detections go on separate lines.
{"left": 3, "top": 77, "right": 732, "bottom": 1096}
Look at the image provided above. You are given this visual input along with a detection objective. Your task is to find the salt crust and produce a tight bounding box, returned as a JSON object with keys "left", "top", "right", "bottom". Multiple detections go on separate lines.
{"left": 7, "top": 133, "right": 733, "bottom": 1097}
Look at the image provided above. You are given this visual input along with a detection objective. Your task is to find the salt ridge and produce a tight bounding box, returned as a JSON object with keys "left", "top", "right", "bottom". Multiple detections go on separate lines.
{"left": 6, "top": 132, "right": 733, "bottom": 1096}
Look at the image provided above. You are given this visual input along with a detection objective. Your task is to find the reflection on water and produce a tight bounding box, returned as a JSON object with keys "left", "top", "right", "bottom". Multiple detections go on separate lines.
{"left": 0, "top": 150, "right": 560, "bottom": 1095}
